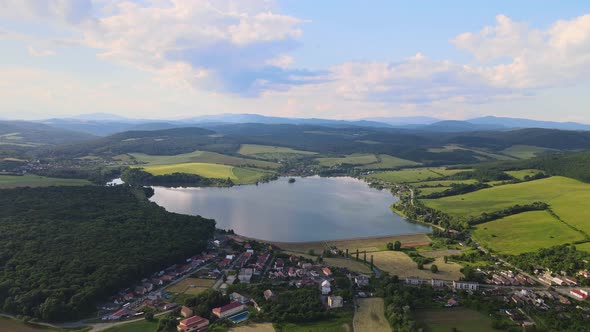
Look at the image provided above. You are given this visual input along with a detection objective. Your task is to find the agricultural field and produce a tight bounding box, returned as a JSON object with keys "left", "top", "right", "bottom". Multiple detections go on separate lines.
{"left": 472, "top": 211, "right": 587, "bottom": 255}
{"left": 316, "top": 154, "right": 378, "bottom": 167}
{"left": 354, "top": 298, "right": 391, "bottom": 332}
{"left": 502, "top": 145, "right": 557, "bottom": 159}
{"left": 371, "top": 251, "right": 463, "bottom": 280}
{"left": 360, "top": 154, "right": 421, "bottom": 169}
{"left": 416, "top": 308, "right": 498, "bottom": 332}
{"left": 230, "top": 323, "right": 276, "bottom": 332}
{"left": 423, "top": 176, "right": 590, "bottom": 234}
{"left": 131, "top": 150, "right": 279, "bottom": 169}
{"left": 0, "top": 317, "right": 87, "bottom": 332}
{"left": 274, "top": 312, "right": 352, "bottom": 332}
{"left": 238, "top": 144, "right": 317, "bottom": 160}
{"left": 0, "top": 175, "right": 92, "bottom": 189}
{"left": 427, "top": 145, "right": 515, "bottom": 161}
{"left": 365, "top": 168, "right": 467, "bottom": 184}
{"left": 165, "top": 278, "right": 216, "bottom": 296}
{"left": 411, "top": 179, "right": 478, "bottom": 187}
{"left": 273, "top": 234, "right": 432, "bottom": 254}
{"left": 575, "top": 242, "right": 590, "bottom": 253}
{"left": 140, "top": 162, "right": 270, "bottom": 184}
{"left": 505, "top": 169, "right": 544, "bottom": 180}
{"left": 323, "top": 257, "right": 372, "bottom": 274}
{"left": 416, "top": 187, "right": 451, "bottom": 197}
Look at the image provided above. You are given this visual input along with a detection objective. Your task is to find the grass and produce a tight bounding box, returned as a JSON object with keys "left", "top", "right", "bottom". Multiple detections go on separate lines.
{"left": 505, "top": 169, "right": 544, "bottom": 180}
{"left": 411, "top": 179, "right": 478, "bottom": 187}
{"left": 576, "top": 242, "right": 590, "bottom": 253}
{"left": 0, "top": 175, "right": 91, "bottom": 189}
{"left": 274, "top": 312, "right": 352, "bottom": 332}
{"left": 416, "top": 187, "right": 452, "bottom": 196}
{"left": 273, "top": 234, "right": 432, "bottom": 254}
{"left": 472, "top": 211, "right": 587, "bottom": 255}
{"left": 502, "top": 145, "right": 557, "bottom": 159}
{"left": 230, "top": 323, "right": 276, "bottom": 332}
{"left": 360, "top": 155, "right": 421, "bottom": 169}
{"left": 427, "top": 145, "right": 515, "bottom": 161}
{"left": 317, "top": 154, "right": 378, "bottom": 167}
{"left": 323, "top": 258, "right": 372, "bottom": 274}
{"left": 131, "top": 150, "right": 279, "bottom": 169}
{"left": 165, "top": 277, "right": 216, "bottom": 295}
{"left": 365, "top": 168, "right": 467, "bottom": 184}
{"left": 102, "top": 319, "right": 159, "bottom": 332}
{"left": 371, "top": 251, "right": 463, "bottom": 280}
{"left": 140, "top": 163, "right": 270, "bottom": 184}
{"left": 0, "top": 316, "right": 88, "bottom": 332}
{"left": 423, "top": 176, "right": 590, "bottom": 234}
{"left": 238, "top": 144, "right": 317, "bottom": 160}
{"left": 354, "top": 298, "right": 391, "bottom": 332}
{"left": 416, "top": 308, "right": 497, "bottom": 332}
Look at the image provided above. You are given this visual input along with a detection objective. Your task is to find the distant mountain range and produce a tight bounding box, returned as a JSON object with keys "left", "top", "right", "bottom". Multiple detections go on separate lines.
{"left": 12, "top": 113, "right": 589, "bottom": 136}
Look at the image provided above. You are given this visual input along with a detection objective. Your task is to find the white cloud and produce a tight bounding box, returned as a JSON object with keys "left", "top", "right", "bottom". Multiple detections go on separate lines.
{"left": 0, "top": 0, "right": 93, "bottom": 23}
{"left": 27, "top": 46, "right": 56, "bottom": 57}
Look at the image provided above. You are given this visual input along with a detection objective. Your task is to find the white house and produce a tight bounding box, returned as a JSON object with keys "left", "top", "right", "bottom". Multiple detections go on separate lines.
{"left": 405, "top": 277, "right": 422, "bottom": 285}
{"left": 431, "top": 279, "right": 445, "bottom": 287}
{"left": 453, "top": 281, "right": 479, "bottom": 291}
{"left": 321, "top": 280, "right": 331, "bottom": 295}
{"left": 327, "top": 296, "right": 343, "bottom": 309}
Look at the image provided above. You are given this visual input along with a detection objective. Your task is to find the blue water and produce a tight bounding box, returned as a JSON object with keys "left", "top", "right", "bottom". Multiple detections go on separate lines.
{"left": 228, "top": 311, "right": 249, "bottom": 323}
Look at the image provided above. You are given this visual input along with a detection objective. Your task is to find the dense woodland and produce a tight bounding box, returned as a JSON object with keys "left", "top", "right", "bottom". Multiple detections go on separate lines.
{"left": 121, "top": 168, "right": 234, "bottom": 187}
{"left": 0, "top": 186, "right": 215, "bottom": 321}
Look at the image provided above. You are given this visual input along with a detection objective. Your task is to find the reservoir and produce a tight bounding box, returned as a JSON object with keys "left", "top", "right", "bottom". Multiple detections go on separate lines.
{"left": 150, "top": 176, "right": 431, "bottom": 242}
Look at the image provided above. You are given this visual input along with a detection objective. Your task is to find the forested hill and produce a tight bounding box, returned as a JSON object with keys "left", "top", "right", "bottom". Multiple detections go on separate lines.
{"left": 0, "top": 121, "right": 96, "bottom": 146}
{"left": 0, "top": 186, "right": 215, "bottom": 321}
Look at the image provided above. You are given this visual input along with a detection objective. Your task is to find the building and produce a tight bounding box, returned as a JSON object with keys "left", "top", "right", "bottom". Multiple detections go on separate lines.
{"left": 431, "top": 279, "right": 445, "bottom": 287}
{"left": 405, "top": 277, "right": 422, "bottom": 285}
{"left": 274, "top": 258, "right": 285, "bottom": 271}
{"left": 570, "top": 289, "right": 589, "bottom": 300}
{"left": 453, "top": 281, "right": 479, "bottom": 291}
{"left": 230, "top": 292, "right": 250, "bottom": 304}
{"left": 263, "top": 289, "right": 276, "bottom": 301}
{"left": 327, "top": 296, "right": 343, "bottom": 309}
{"left": 238, "top": 268, "right": 253, "bottom": 283}
{"left": 212, "top": 302, "right": 246, "bottom": 319}
{"left": 323, "top": 267, "right": 332, "bottom": 277}
{"left": 355, "top": 275, "right": 370, "bottom": 287}
{"left": 177, "top": 315, "right": 209, "bottom": 332}
{"left": 321, "top": 280, "right": 332, "bottom": 295}
{"left": 180, "top": 306, "right": 194, "bottom": 318}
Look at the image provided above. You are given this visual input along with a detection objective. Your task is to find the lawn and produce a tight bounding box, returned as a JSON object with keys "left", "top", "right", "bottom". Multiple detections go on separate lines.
{"left": 360, "top": 154, "right": 421, "bottom": 169}
{"left": 365, "top": 168, "right": 466, "bottom": 184}
{"left": 502, "top": 145, "right": 557, "bottom": 159}
{"left": 131, "top": 150, "right": 279, "bottom": 169}
{"left": 0, "top": 175, "right": 92, "bottom": 189}
{"left": 416, "top": 308, "right": 497, "bottom": 332}
{"left": 316, "top": 154, "right": 378, "bottom": 167}
{"left": 422, "top": 176, "right": 590, "bottom": 234}
{"left": 371, "top": 251, "right": 463, "bottom": 280}
{"left": 230, "top": 323, "right": 276, "bottom": 332}
{"left": 575, "top": 242, "right": 590, "bottom": 253}
{"left": 472, "top": 211, "right": 586, "bottom": 255}
{"left": 274, "top": 312, "right": 353, "bottom": 332}
{"left": 238, "top": 144, "right": 317, "bottom": 160}
{"left": 354, "top": 298, "right": 391, "bottom": 332}
{"left": 416, "top": 187, "right": 452, "bottom": 196}
{"left": 165, "top": 277, "right": 216, "bottom": 294}
{"left": 140, "top": 163, "right": 270, "bottom": 184}
{"left": 323, "top": 257, "right": 372, "bottom": 274}
{"left": 103, "top": 319, "right": 159, "bottom": 332}
{"left": 505, "top": 169, "right": 544, "bottom": 180}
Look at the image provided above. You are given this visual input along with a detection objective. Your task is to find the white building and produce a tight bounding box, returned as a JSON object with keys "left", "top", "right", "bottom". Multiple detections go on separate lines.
{"left": 453, "top": 281, "right": 479, "bottom": 291}
{"left": 431, "top": 279, "right": 445, "bottom": 287}
{"left": 405, "top": 277, "right": 422, "bottom": 285}
{"left": 327, "top": 296, "right": 343, "bottom": 309}
{"left": 321, "top": 280, "right": 331, "bottom": 295}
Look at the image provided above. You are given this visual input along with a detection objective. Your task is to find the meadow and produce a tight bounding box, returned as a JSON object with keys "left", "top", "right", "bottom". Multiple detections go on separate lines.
{"left": 0, "top": 316, "right": 88, "bottom": 332}
{"left": 274, "top": 312, "right": 352, "bottom": 332}
{"left": 472, "top": 211, "right": 586, "bottom": 255}
{"left": 415, "top": 308, "right": 498, "bottom": 332}
{"left": 371, "top": 251, "right": 463, "bottom": 280}
{"left": 131, "top": 150, "right": 279, "bottom": 169}
{"left": 354, "top": 298, "right": 391, "bottom": 332}
{"left": 365, "top": 168, "right": 466, "bottom": 183}
{"left": 230, "top": 323, "right": 276, "bottom": 332}
{"left": 0, "top": 175, "right": 91, "bottom": 188}
{"left": 316, "top": 154, "right": 378, "bottom": 166}
{"left": 165, "top": 277, "right": 216, "bottom": 296}
{"left": 505, "top": 169, "right": 544, "bottom": 180}
{"left": 238, "top": 144, "right": 317, "bottom": 160}
{"left": 273, "top": 234, "right": 432, "bottom": 254}
{"left": 501, "top": 145, "right": 557, "bottom": 159}
{"left": 322, "top": 257, "right": 372, "bottom": 274}
{"left": 103, "top": 320, "right": 158, "bottom": 332}
{"left": 427, "top": 145, "right": 515, "bottom": 161}
{"left": 360, "top": 154, "right": 421, "bottom": 169}
{"left": 140, "top": 163, "right": 270, "bottom": 184}
{"left": 423, "top": 176, "right": 590, "bottom": 234}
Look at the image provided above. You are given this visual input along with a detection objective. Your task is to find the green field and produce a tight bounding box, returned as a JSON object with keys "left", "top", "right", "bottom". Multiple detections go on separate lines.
{"left": 365, "top": 168, "right": 466, "bottom": 183}
{"left": 502, "top": 145, "right": 557, "bottom": 159}
{"left": 416, "top": 308, "right": 498, "bottom": 332}
{"left": 0, "top": 175, "right": 92, "bottom": 188}
{"left": 317, "top": 154, "right": 378, "bottom": 166}
{"left": 140, "top": 163, "right": 270, "bottom": 184}
{"left": 417, "top": 187, "right": 452, "bottom": 196}
{"left": 423, "top": 176, "right": 590, "bottom": 234}
{"left": 576, "top": 242, "right": 590, "bottom": 253}
{"left": 131, "top": 150, "right": 279, "bottom": 169}
{"left": 472, "top": 211, "right": 586, "bottom": 255}
{"left": 275, "top": 313, "right": 352, "bottom": 332}
{"left": 505, "top": 169, "right": 544, "bottom": 180}
{"left": 427, "top": 145, "right": 515, "bottom": 161}
{"left": 103, "top": 319, "right": 159, "bottom": 332}
{"left": 238, "top": 144, "right": 317, "bottom": 160}
{"left": 360, "top": 154, "right": 421, "bottom": 169}
{"left": 0, "top": 316, "right": 88, "bottom": 332}
{"left": 411, "top": 179, "right": 478, "bottom": 187}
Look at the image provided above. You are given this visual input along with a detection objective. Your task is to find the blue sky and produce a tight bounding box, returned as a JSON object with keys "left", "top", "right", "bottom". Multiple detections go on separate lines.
{"left": 1, "top": 0, "right": 590, "bottom": 122}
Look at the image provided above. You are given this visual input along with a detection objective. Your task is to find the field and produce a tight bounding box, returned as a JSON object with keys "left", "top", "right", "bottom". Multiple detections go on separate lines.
{"left": 360, "top": 154, "right": 421, "bottom": 169}
{"left": 427, "top": 145, "right": 515, "bottom": 161}
{"left": 275, "top": 312, "right": 352, "bottom": 332}
{"left": 0, "top": 316, "right": 87, "bottom": 332}
{"left": 472, "top": 211, "right": 587, "bottom": 255}
{"left": 365, "top": 168, "right": 467, "bottom": 184}
{"left": 576, "top": 242, "right": 590, "bottom": 253}
{"left": 371, "top": 251, "right": 463, "bottom": 280}
{"left": 131, "top": 150, "right": 279, "bottom": 169}
{"left": 502, "top": 145, "right": 557, "bottom": 159}
{"left": 140, "top": 162, "right": 270, "bottom": 184}
{"left": 323, "top": 257, "right": 372, "bottom": 274}
{"left": 416, "top": 308, "right": 497, "bottom": 332}
{"left": 103, "top": 319, "right": 159, "bottom": 332}
{"left": 316, "top": 154, "right": 378, "bottom": 167}
{"left": 165, "top": 277, "right": 216, "bottom": 295}
{"left": 230, "top": 323, "right": 276, "bottom": 332}
{"left": 0, "top": 175, "right": 91, "bottom": 188}
{"left": 416, "top": 187, "right": 451, "bottom": 196}
{"left": 423, "top": 176, "right": 590, "bottom": 234}
{"left": 272, "top": 234, "right": 432, "bottom": 254}
{"left": 505, "top": 169, "right": 544, "bottom": 180}
{"left": 238, "top": 144, "right": 317, "bottom": 160}
{"left": 354, "top": 298, "right": 391, "bottom": 332}
{"left": 411, "top": 179, "right": 478, "bottom": 187}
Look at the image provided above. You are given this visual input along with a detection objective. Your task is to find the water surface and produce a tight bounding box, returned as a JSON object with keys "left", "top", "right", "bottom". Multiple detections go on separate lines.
{"left": 150, "top": 176, "right": 430, "bottom": 242}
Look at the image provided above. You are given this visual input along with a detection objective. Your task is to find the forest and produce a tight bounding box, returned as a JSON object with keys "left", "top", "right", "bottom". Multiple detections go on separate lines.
{"left": 0, "top": 186, "right": 216, "bottom": 321}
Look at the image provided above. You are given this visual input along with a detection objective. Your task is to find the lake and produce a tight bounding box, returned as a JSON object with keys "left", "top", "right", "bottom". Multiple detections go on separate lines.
{"left": 150, "top": 176, "right": 431, "bottom": 242}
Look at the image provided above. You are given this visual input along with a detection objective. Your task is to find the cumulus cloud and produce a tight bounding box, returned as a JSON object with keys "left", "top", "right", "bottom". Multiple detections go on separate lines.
{"left": 0, "top": 0, "right": 93, "bottom": 23}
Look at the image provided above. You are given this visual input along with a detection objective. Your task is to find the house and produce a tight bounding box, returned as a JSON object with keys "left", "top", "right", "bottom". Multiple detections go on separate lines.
{"left": 551, "top": 277, "right": 566, "bottom": 286}
{"left": 256, "top": 254, "right": 270, "bottom": 269}
{"left": 213, "top": 240, "right": 221, "bottom": 247}
{"left": 301, "top": 262, "right": 312, "bottom": 269}
{"left": 453, "top": 281, "right": 479, "bottom": 291}
{"left": 180, "top": 306, "right": 194, "bottom": 318}
{"left": 323, "top": 267, "right": 332, "bottom": 277}
{"left": 177, "top": 315, "right": 209, "bottom": 332}
{"left": 446, "top": 298, "right": 459, "bottom": 307}
{"left": 321, "top": 280, "right": 332, "bottom": 295}
{"left": 212, "top": 302, "right": 246, "bottom": 319}
{"left": 327, "top": 296, "right": 343, "bottom": 309}
{"left": 274, "top": 258, "right": 285, "bottom": 271}
{"left": 405, "top": 277, "right": 422, "bottom": 285}
{"left": 355, "top": 275, "right": 370, "bottom": 287}
{"left": 109, "top": 308, "right": 129, "bottom": 320}
{"left": 263, "top": 289, "right": 276, "bottom": 301}
{"left": 563, "top": 276, "right": 579, "bottom": 286}
{"left": 578, "top": 270, "right": 590, "bottom": 278}
{"left": 296, "top": 279, "right": 315, "bottom": 288}
{"left": 570, "top": 289, "right": 589, "bottom": 300}
{"left": 230, "top": 292, "right": 250, "bottom": 304}
{"left": 238, "top": 268, "right": 253, "bottom": 283}
{"left": 431, "top": 279, "right": 445, "bottom": 287}
{"left": 162, "top": 302, "right": 178, "bottom": 310}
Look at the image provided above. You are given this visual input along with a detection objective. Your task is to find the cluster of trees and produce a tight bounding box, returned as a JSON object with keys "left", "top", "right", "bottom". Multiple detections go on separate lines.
{"left": 33, "top": 166, "right": 121, "bottom": 184}
{"left": 386, "top": 241, "right": 402, "bottom": 251}
{"left": 419, "top": 182, "right": 491, "bottom": 199}
{"left": 467, "top": 202, "right": 549, "bottom": 225}
{"left": 183, "top": 290, "right": 229, "bottom": 320}
{"left": 507, "top": 245, "right": 590, "bottom": 278}
{"left": 379, "top": 277, "right": 437, "bottom": 332}
{"left": 121, "top": 168, "right": 233, "bottom": 187}
{"left": 0, "top": 186, "right": 215, "bottom": 321}
{"left": 449, "top": 168, "right": 513, "bottom": 182}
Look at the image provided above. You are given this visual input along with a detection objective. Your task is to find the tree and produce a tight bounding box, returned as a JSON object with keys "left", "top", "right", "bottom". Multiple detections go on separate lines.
{"left": 144, "top": 311, "right": 154, "bottom": 321}
{"left": 387, "top": 242, "right": 394, "bottom": 250}
{"left": 394, "top": 241, "right": 402, "bottom": 251}
{"left": 370, "top": 255, "right": 374, "bottom": 270}
{"left": 417, "top": 262, "right": 424, "bottom": 270}
{"left": 308, "top": 249, "right": 315, "bottom": 256}
{"left": 430, "top": 264, "right": 438, "bottom": 273}
{"left": 444, "top": 256, "right": 448, "bottom": 264}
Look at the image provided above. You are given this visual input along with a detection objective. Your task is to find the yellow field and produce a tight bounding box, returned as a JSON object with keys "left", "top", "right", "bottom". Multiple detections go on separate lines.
{"left": 165, "top": 278, "right": 216, "bottom": 294}
{"left": 323, "top": 258, "right": 372, "bottom": 274}
{"left": 131, "top": 150, "right": 279, "bottom": 169}
{"left": 354, "top": 298, "right": 391, "bottom": 332}
{"left": 372, "top": 251, "right": 463, "bottom": 280}
{"left": 238, "top": 144, "right": 317, "bottom": 156}
{"left": 140, "top": 162, "right": 269, "bottom": 184}
{"left": 230, "top": 323, "right": 276, "bottom": 332}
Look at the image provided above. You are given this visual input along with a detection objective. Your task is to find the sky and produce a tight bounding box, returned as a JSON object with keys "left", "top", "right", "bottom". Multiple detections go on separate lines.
{"left": 1, "top": 1, "right": 590, "bottom": 122}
